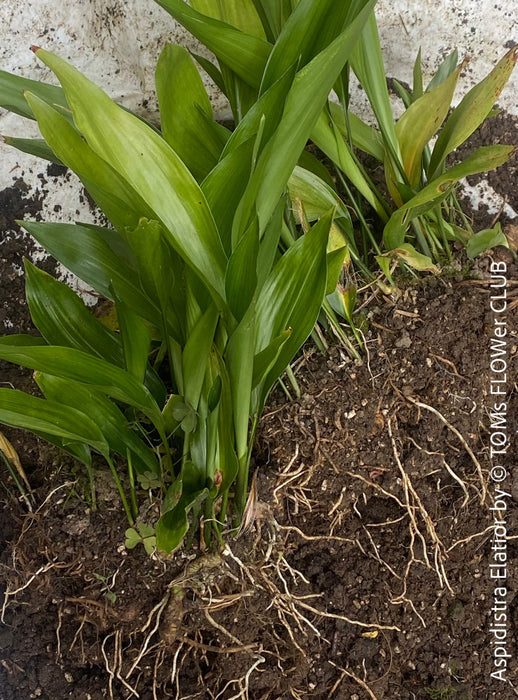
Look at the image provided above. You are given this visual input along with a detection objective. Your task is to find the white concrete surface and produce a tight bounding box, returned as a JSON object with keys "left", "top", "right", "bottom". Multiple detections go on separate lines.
{"left": 0, "top": 0, "right": 517, "bottom": 215}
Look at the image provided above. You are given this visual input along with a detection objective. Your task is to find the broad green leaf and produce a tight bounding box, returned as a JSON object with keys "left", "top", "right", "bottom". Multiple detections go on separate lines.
{"left": 466, "top": 223, "right": 509, "bottom": 259}
{"left": 251, "top": 329, "right": 291, "bottom": 388}
{"left": 183, "top": 304, "right": 219, "bottom": 410}
{"left": 154, "top": 0, "right": 271, "bottom": 88}
{"left": 288, "top": 165, "right": 351, "bottom": 224}
{"left": 226, "top": 301, "right": 255, "bottom": 463}
{"left": 254, "top": 211, "right": 331, "bottom": 354}
{"left": 115, "top": 299, "right": 152, "bottom": 384}
{"left": 27, "top": 261, "right": 165, "bottom": 404}
{"left": 123, "top": 218, "right": 185, "bottom": 342}
{"left": 33, "top": 47, "right": 228, "bottom": 300}
{"left": 395, "top": 62, "right": 461, "bottom": 186}
{"left": 225, "top": 223, "right": 259, "bottom": 321}
{"left": 428, "top": 45, "right": 518, "bottom": 179}
{"left": 219, "top": 62, "right": 258, "bottom": 122}
{"left": 190, "top": 0, "right": 265, "bottom": 37}
{"left": 36, "top": 373, "right": 160, "bottom": 475}
{"left": 256, "top": 198, "right": 284, "bottom": 290}
{"left": 260, "top": 0, "right": 342, "bottom": 93}
{"left": 251, "top": 0, "right": 293, "bottom": 40}
{"left": 0, "top": 388, "right": 108, "bottom": 456}
{"left": 214, "top": 355, "right": 240, "bottom": 493}
{"left": 24, "top": 260, "right": 122, "bottom": 365}
{"left": 156, "top": 488, "right": 208, "bottom": 553}
{"left": 20, "top": 221, "right": 162, "bottom": 328}
{"left": 402, "top": 145, "right": 515, "bottom": 212}
{"left": 0, "top": 69, "right": 69, "bottom": 120}
{"left": 1, "top": 135, "right": 60, "bottom": 164}
{"left": 25, "top": 93, "right": 153, "bottom": 231}
{"left": 253, "top": 211, "right": 331, "bottom": 411}
{"left": 221, "top": 64, "right": 295, "bottom": 159}
{"left": 0, "top": 337, "right": 163, "bottom": 427}
{"left": 156, "top": 45, "right": 223, "bottom": 182}
{"left": 202, "top": 137, "right": 256, "bottom": 254}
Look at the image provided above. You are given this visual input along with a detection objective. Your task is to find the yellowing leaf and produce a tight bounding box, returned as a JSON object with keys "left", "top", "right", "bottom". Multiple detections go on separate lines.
{"left": 395, "top": 62, "right": 462, "bottom": 187}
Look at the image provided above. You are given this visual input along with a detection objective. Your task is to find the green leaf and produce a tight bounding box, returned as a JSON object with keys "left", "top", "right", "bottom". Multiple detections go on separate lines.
{"left": 466, "top": 223, "right": 510, "bottom": 259}
{"left": 428, "top": 45, "right": 518, "bottom": 179}
{"left": 251, "top": 329, "right": 291, "bottom": 388}
{"left": 226, "top": 301, "right": 256, "bottom": 463}
{"left": 326, "top": 246, "right": 348, "bottom": 296}
{"left": 0, "top": 337, "right": 163, "bottom": 427}
{"left": 351, "top": 13, "right": 401, "bottom": 166}
{"left": 0, "top": 388, "right": 109, "bottom": 456}
{"left": 1, "top": 135, "right": 61, "bottom": 164}
{"left": 115, "top": 299, "right": 152, "bottom": 384}
{"left": 183, "top": 304, "right": 219, "bottom": 410}
{"left": 327, "top": 103, "right": 385, "bottom": 161}
{"left": 190, "top": 0, "right": 265, "bottom": 37}
{"left": 260, "top": 0, "right": 343, "bottom": 93}
{"left": 156, "top": 489, "right": 208, "bottom": 553}
{"left": 297, "top": 150, "right": 336, "bottom": 190}
{"left": 25, "top": 92, "right": 153, "bottom": 231}
{"left": 412, "top": 48, "right": 423, "bottom": 99}
{"left": 253, "top": 211, "right": 331, "bottom": 410}
{"left": 202, "top": 137, "right": 256, "bottom": 254}
{"left": 156, "top": 45, "right": 223, "bottom": 181}
{"left": 36, "top": 373, "right": 160, "bottom": 475}
{"left": 34, "top": 47, "right": 228, "bottom": 300}
{"left": 395, "top": 62, "right": 461, "bottom": 186}
{"left": 251, "top": 0, "right": 292, "bottom": 41}
{"left": 123, "top": 219, "right": 183, "bottom": 333}
{"left": 0, "top": 69, "right": 69, "bottom": 120}
{"left": 154, "top": 0, "right": 271, "bottom": 89}
{"left": 125, "top": 523, "right": 156, "bottom": 554}
{"left": 427, "top": 49, "right": 459, "bottom": 92}
{"left": 24, "top": 260, "right": 122, "bottom": 365}
{"left": 191, "top": 52, "right": 227, "bottom": 93}
{"left": 20, "top": 221, "right": 162, "bottom": 328}
{"left": 383, "top": 145, "right": 516, "bottom": 249}
{"left": 311, "top": 109, "right": 389, "bottom": 222}
{"left": 225, "top": 223, "right": 259, "bottom": 321}
{"left": 288, "top": 166, "right": 351, "bottom": 224}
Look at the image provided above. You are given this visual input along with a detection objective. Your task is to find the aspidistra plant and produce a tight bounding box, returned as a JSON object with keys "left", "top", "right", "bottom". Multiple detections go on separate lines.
{"left": 156, "top": 0, "right": 516, "bottom": 273}
{"left": 0, "top": 0, "right": 376, "bottom": 552}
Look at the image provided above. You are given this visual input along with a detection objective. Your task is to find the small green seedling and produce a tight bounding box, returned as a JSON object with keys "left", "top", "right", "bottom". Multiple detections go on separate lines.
{"left": 125, "top": 523, "right": 157, "bottom": 556}
{"left": 92, "top": 572, "right": 117, "bottom": 604}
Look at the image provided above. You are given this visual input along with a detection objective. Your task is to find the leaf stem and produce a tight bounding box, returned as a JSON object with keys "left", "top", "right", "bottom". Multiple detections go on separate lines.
{"left": 106, "top": 455, "right": 134, "bottom": 526}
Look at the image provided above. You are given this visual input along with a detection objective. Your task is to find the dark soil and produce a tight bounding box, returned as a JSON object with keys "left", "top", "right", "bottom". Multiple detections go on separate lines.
{"left": 1, "top": 121, "right": 518, "bottom": 700}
